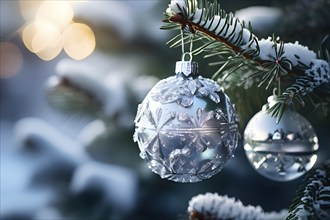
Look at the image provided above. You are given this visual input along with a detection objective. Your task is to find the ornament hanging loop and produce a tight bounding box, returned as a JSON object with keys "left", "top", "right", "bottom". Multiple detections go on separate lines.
{"left": 176, "top": 30, "right": 197, "bottom": 76}
{"left": 180, "top": 29, "right": 194, "bottom": 61}
{"left": 182, "top": 52, "right": 193, "bottom": 62}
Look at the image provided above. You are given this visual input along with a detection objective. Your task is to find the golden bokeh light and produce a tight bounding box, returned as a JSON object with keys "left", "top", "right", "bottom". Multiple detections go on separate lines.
{"left": 0, "top": 42, "right": 23, "bottom": 78}
{"left": 63, "top": 23, "right": 96, "bottom": 60}
{"left": 30, "top": 21, "right": 62, "bottom": 53}
{"left": 20, "top": 0, "right": 95, "bottom": 61}
{"left": 22, "top": 20, "right": 63, "bottom": 61}
{"left": 35, "top": 43, "right": 63, "bottom": 61}
{"left": 32, "top": 22, "right": 63, "bottom": 61}
{"left": 36, "top": 1, "right": 73, "bottom": 31}
{"left": 19, "top": 1, "right": 43, "bottom": 21}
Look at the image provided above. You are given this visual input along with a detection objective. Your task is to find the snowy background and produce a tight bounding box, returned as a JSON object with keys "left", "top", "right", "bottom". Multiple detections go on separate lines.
{"left": 1, "top": 1, "right": 329, "bottom": 219}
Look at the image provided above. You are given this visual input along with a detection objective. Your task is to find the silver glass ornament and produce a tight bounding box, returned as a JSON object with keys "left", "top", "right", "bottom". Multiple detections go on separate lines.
{"left": 244, "top": 107, "right": 319, "bottom": 181}
{"left": 134, "top": 61, "right": 239, "bottom": 183}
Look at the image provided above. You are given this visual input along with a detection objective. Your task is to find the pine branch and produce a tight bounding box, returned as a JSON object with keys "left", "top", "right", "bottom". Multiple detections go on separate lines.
{"left": 162, "top": 0, "right": 330, "bottom": 122}
{"left": 185, "top": 161, "right": 330, "bottom": 220}
{"left": 187, "top": 193, "right": 288, "bottom": 220}
{"left": 46, "top": 77, "right": 102, "bottom": 120}
{"left": 286, "top": 160, "right": 330, "bottom": 220}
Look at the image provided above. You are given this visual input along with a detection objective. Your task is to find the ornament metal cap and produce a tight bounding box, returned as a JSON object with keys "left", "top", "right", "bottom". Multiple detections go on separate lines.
{"left": 175, "top": 61, "right": 198, "bottom": 77}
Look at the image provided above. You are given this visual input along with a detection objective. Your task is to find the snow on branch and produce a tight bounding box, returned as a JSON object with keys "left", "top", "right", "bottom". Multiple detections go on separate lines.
{"left": 282, "top": 59, "right": 330, "bottom": 103}
{"left": 165, "top": 0, "right": 328, "bottom": 69}
{"left": 287, "top": 160, "right": 330, "bottom": 220}
{"left": 188, "top": 193, "right": 288, "bottom": 220}
{"left": 163, "top": 0, "right": 330, "bottom": 121}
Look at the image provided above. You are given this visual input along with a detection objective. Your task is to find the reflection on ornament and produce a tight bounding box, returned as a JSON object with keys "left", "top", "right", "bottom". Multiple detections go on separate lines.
{"left": 134, "top": 61, "right": 239, "bottom": 183}
{"left": 244, "top": 108, "right": 319, "bottom": 181}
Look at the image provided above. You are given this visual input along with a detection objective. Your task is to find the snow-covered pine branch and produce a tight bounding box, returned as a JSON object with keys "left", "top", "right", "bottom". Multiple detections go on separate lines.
{"left": 187, "top": 193, "right": 288, "bottom": 220}
{"left": 164, "top": 0, "right": 330, "bottom": 108}
{"left": 287, "top": 160, "right": 330, "bottom": 220}
{"left": 46, "top": 58, "right": 158, "bottom": 126}
{"left": 282, "top": 59, "right": 330, "bottom": 104}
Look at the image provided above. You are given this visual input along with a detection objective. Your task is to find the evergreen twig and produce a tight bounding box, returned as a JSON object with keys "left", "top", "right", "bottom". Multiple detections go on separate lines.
{"left": 286, "top": 160, "right": 330, "bottom": 220}
{"left": 162, "top": 0, "right": 330, "bottom": 122}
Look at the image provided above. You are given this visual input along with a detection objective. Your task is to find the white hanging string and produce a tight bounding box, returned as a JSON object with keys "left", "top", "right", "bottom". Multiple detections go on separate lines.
{"left": 181, "top": 29, "right": 193, "bottom": 62}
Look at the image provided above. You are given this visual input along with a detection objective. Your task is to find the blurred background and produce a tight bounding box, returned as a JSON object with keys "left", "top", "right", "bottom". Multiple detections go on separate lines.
{"left": 1, "top": 0, "right": 329, "bottom": 219}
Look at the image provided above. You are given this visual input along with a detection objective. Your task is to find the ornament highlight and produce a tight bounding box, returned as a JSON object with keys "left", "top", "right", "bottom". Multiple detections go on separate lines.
{"left": 134, "top": 61, "right": 239, "bottom": 183}
{"left": 244, "top": 107, "right": 319, "bottom": 181}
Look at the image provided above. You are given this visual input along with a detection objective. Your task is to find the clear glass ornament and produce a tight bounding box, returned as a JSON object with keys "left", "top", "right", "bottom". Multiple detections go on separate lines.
{"left": 244, "top": 107, "right": 319, "bottom": 181}
{"left": 134, "top": 61, "right": 239, "bottom": 183}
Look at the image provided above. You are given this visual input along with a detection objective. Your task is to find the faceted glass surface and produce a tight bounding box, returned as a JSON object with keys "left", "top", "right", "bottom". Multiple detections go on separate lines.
{"left": 244, "top": 109, "right": 319, "bottom": 181}
{"left": 134, "top": 74, "right": 239, "bottom": 183}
